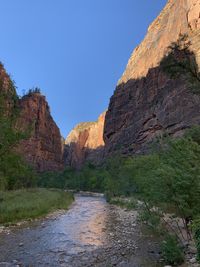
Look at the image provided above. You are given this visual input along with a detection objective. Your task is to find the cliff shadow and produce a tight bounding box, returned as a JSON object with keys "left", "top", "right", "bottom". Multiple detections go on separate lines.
{"left": 64, "top": 142, "right": 105, "bottom": 169}
{"left": 103, "top": 34, "right": 200, "bottom": 156}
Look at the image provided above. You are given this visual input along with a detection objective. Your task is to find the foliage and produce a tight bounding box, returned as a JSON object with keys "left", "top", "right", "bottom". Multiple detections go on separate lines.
{"left": 0, "top": 74, "right": 36, "bottom": 190}
{"left": 0, "top": 188, "right": 74, "bottom": 224}
{"left": 185, "top": 125, "right": 200, "bottom": 145}
{"left": 161, "top": 234, "right": 184, "bottom": 266}
{"left": 37, "top": 164, "right": 108, "bottom": 193}
{"left": 139, "top": 207, "right": 163, "bottom": 235}
{"left": 161, "top": 34, "right": 200, "bottom": 94}
{"left": 26, "top": 87, "right": 41, "bottom": 96}
{"left": 36, "top": 124, "right": 200, "bottom": 264}
{"left": 192, "top": 219, "right": 200, "bottom": 262}
{"left": 102, "top": 125, "right": 200, "bottom": 264}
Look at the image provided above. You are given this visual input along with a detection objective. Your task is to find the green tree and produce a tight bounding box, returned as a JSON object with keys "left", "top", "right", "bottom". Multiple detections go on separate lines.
{"left": 0, "top": 76, "right": 36, "bottom": 190}
{"left": 161, "top": 34, "right": 200, "bottom": 94}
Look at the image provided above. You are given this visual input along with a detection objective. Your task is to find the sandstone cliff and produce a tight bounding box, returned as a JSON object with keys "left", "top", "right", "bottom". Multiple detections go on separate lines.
{"left": 104, "top": 0, "right": 200, "bottom": 156}
{"left": 64, "top": 112, "right": 106, "bottom": 168}
{"left": 16, "top": 92, "right": 64, "bottom": 171}
{"left": 0, "top": 63, "right": 17, "bottom": 116}
{"left": 0, "top": 63, "right": 64, "bottom": 171}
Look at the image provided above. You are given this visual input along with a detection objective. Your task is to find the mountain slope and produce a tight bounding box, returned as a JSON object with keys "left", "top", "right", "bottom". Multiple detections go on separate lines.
{"left": 104, "top": 0, "right": 200, "bottom": 156}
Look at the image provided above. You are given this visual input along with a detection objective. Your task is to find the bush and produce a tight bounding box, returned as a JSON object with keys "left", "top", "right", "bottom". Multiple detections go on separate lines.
{"left": 192, "top": 219, "right": 200, "bottom": 262}
{"left": 37, "top": 164, "right": 108, "bottom": 193}
{"left": 0, "top": 83, "right": 36, "bottom": 190}
{"left": 103, "top": 127, "right": 200, "bottom": 261}
{"left": 161, "top": 235, "right": 184, "bottom": 266}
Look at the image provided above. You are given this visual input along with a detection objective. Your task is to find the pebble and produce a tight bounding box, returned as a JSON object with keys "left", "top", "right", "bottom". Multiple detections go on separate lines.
{"left": 189, "top": 245, "right": 197, "bottom": 254}
{"left": 0, "top": 263, "right": 12, "bottom": 267}
{"left": 0, "top": 198, "right": 164, "bottom": 267}
{"left": 190, "top": 257, "right": 197, "bottom": 264}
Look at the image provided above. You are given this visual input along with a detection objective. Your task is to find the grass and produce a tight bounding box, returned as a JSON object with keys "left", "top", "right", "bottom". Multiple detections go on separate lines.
{"left": 0, "top": 188, "right": 74, "bottom": 225}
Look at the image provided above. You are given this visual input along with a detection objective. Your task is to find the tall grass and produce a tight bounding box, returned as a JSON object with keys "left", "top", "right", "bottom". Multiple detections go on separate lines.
{"left": 0, "top": 188, "right": 74, "bottom": 224}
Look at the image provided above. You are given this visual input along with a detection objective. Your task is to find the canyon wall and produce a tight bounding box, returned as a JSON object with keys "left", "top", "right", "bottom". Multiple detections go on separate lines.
{"left": 64, "top": 112, "right": 106, "bottom": 168}
{"left": 0, "top": 63, "right": 64, "bottom": 172}
{"left": 0, "top": 63, "right": 17, "bottom": 115}
{"left": 16, "top": 92, "right": 64, "bottom": 171}
{"left": 104, "top": 0, "right": 200, "bottom": 156}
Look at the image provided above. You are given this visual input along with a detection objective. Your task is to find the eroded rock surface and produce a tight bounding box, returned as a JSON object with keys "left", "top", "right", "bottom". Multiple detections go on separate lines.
{"left": 0, "top": 63, "right": 64, "bottom": 171}
{"left": 0, "top": 63, "right": 17, "bottom": 116}
{"left": 16, "top": 93, "right": 64, "bottom": 171}
{"left": 104, "top": 0, "right": 200, "bottom": 156}
{"left": 64, "top": 112, "right": 106, "bottom": 168}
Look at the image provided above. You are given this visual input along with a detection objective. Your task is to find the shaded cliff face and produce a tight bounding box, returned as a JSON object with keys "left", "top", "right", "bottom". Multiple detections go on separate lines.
{"left": 64, "top": 112, "right": 106, "bottom": 168}
{"left": 16, "top": 93, "right": 64, "bottom": 171}
{"left": 104, "top": 0, "right": 200, "bottom": 156}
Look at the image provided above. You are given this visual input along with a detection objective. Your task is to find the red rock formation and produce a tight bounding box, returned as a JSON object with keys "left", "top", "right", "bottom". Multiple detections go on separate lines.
{"left": 104, "top": 0, "right": 200, "bottom": 155}
{"left": 0, "top": 63, "right": 64, "bottom": 171}
{"left": 64, "top": 112, "right": 106, "bottom": 168}
{"left": 0, "top": 63, "right": 17, "bottom": 115}
{"left": 16, "top": 92, "right": 64, "bottom": 171}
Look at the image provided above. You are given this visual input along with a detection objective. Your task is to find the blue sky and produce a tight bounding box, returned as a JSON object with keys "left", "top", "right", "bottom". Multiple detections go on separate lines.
{"left": 0, "top": 0, "right": 166, "bottom": 137}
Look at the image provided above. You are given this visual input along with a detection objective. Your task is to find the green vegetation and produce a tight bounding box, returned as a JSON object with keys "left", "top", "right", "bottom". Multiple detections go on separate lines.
{"left": 0, "top": 188, "right": 74, "bottom": 224}
{"left": 37, "top": 164, "right": 107, "bottom": 192}
{"left": 1, "top": 36, "right": 200, "bottom": 265}
{"left": 161, "top": 234, "right": 184, "bottom": 266}
{"left": 25, "top": 87, "right": 41, "bottom": 96}
{"left": 37, "top": 125, "right": 200, "bottom": 265}
{"left": 161, "top": 34, "right": 200, "bottom": 94}
{"left": 0, "top": 71, "right": 37, "bottom": 191}
{"left": 192, "top": 219, "right": 200, "bottom": 262}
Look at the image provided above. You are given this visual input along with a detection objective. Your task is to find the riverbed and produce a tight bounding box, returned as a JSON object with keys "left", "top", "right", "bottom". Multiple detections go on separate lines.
{"left": 0, "top": 195, "right": 161, "bottom": 267}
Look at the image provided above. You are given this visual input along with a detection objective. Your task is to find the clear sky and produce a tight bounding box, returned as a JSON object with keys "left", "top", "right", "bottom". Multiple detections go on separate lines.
{"left": 0, "top": 0, "right": 166, "bottom": 137}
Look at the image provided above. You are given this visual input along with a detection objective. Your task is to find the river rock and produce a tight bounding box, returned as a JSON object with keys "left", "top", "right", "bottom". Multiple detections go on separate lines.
{"left": 190, "top": 257, "right": 197, "bottom": 264}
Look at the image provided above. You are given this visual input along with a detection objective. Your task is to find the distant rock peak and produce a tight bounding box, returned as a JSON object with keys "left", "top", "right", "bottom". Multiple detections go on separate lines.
{"left": 64, "top": 111, "right": 106, "bottom": 168}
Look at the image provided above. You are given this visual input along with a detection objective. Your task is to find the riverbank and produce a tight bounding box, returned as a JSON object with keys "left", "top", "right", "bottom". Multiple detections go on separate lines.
{"left": 109, "top": 196, "right": 200, "bottom": 267}
{"left": 0, "top": 188, "right": 74, "bottom": 225}
{"left": 0, "top": 195, "right": 162, "bottom": 267}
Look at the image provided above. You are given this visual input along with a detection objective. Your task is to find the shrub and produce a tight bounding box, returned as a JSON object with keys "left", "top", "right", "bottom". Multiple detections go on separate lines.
{"left": 192, "top": 219, "right": 200, "bottom": 262}
{"left": 161, "top": 234, "right": 184, "bottom": 266}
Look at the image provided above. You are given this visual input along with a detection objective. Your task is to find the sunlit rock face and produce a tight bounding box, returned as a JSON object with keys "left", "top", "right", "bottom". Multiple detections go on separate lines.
{"left": 104, "top": 0, "right": 200, "bottom": 156}
{"left": 0, "top": 63, "right": 17, "bottom": 116}
{"left": 16, "top": 93, "right": 64, "bottom": 171}
{"left": 118, "top": 0, "right": 200, "bottom": 83}
{"left": 0, "top": 62, "right": 64, "bottom": 171}
{"left": 64, "top": 112, "right": 106, "bottom": 168}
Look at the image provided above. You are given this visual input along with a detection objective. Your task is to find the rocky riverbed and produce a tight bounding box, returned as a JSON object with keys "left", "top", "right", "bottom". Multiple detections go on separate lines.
{"left": 0, "top": 195, "right": 164, "bottom": 267}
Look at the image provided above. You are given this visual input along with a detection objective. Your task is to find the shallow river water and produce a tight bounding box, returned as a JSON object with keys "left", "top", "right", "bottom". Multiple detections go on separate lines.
{"left": 0, "top": 195, "right": 161, "bottom": 267}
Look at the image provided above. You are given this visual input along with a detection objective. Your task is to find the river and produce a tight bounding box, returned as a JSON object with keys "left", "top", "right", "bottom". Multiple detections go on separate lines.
{"left": 0, "top": 195, "right": 161, "bottom": 267}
